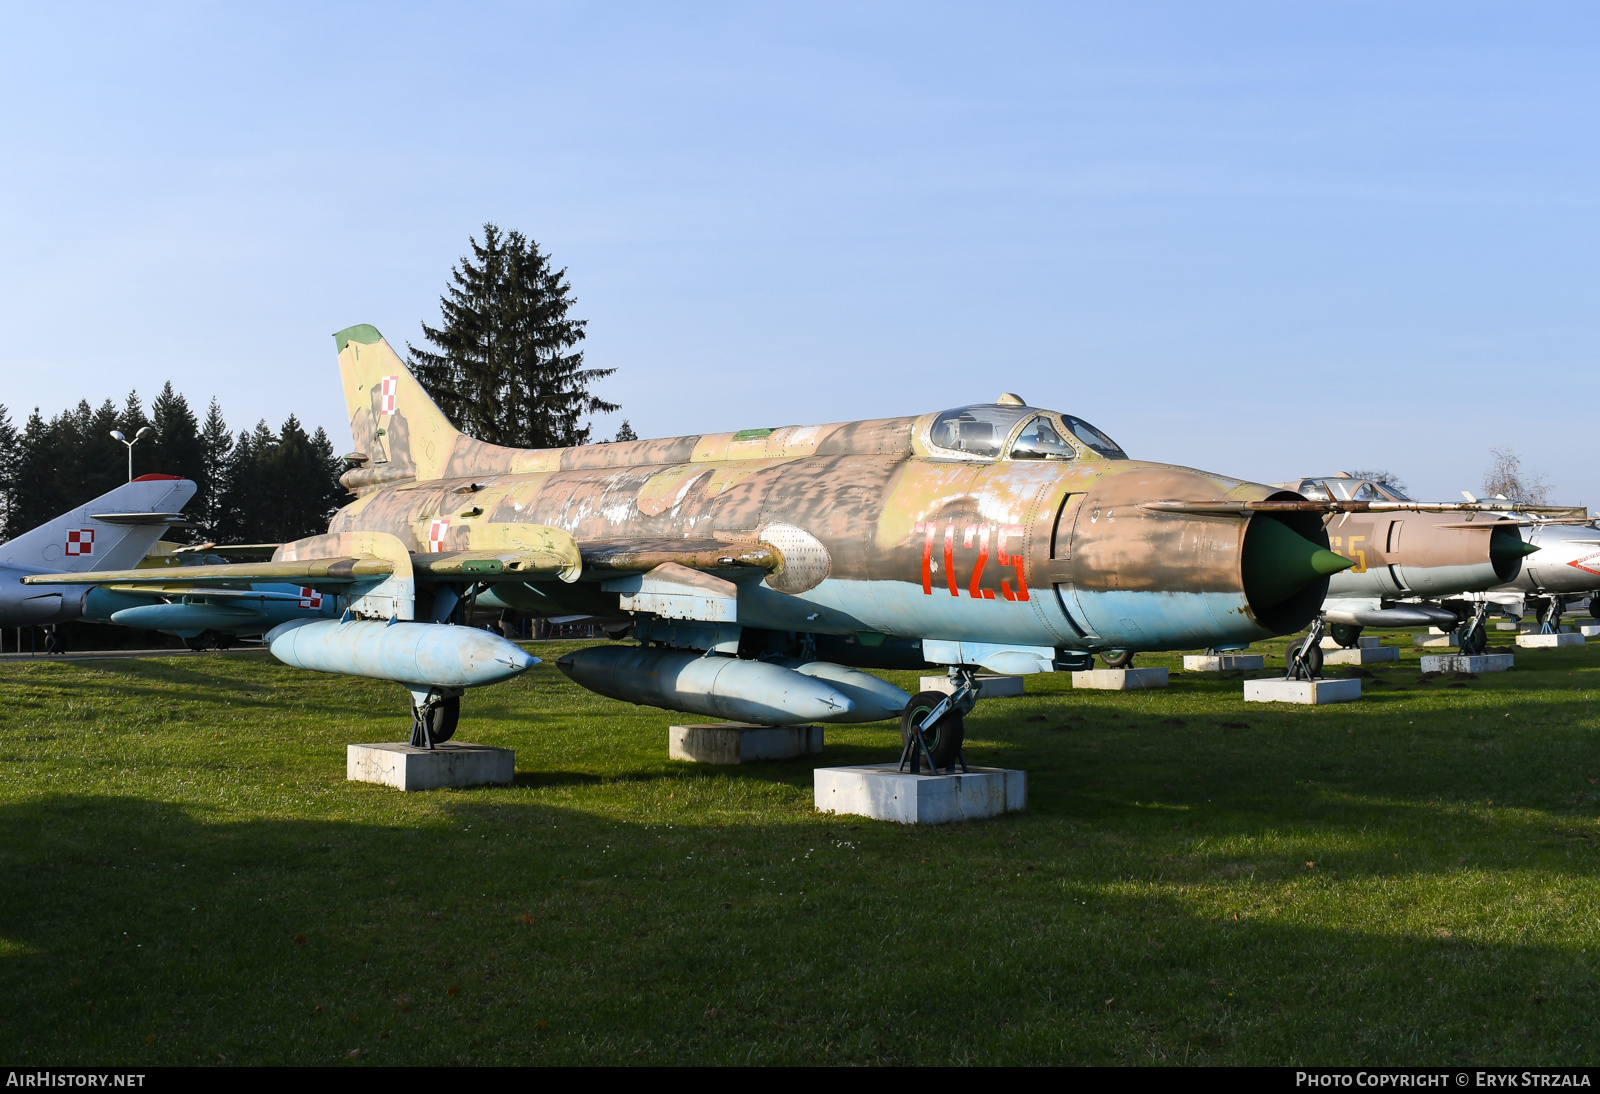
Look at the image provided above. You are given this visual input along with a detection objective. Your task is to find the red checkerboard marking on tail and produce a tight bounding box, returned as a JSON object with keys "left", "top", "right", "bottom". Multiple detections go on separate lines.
{"left": 64, "top": 529, "right": 94, "bottom": 556}
{"left": 380, "top": 376, "right": 398, "bottom": 415}
{"left": 427, "top": 518, "right": 451, "bottom": 553}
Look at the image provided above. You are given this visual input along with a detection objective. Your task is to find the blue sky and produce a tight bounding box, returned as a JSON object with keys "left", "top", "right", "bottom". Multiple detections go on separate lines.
{"left": 1, "top": 3, "right": 1595, "bottom": 503}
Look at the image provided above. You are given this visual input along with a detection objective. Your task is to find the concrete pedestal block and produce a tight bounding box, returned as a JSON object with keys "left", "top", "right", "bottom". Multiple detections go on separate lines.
{"left": 669, "top": 723, "right": 823, "bottom": 764}
{"left": 814, "top": 763, "right": 1025, "bottom": 825}
{"left": 347, "top": 742, "right": 514, "bottom": 791}
{"left": 1580, "top": 623, "right": 1600, "bottom": 638}
{"left": 1244, "top": 678, "right": 1361, "bottom": 705}
{"left": 1519, "top": 623, "right": 1573, "bottom": 634}
{"left": 1323, "top": 646, "right": 1399, "bottom": 666}
{"left": 1414, "top": 635, "right": 1456, "bottom": 648}
{"left": 1495, "top": 622, "right": 1520, "bottom": 631}
{"left": 918, "top": 674, "right": 1025, "bottom": 698}
{"left": 1183, "top": 654, "right": 1265, "bottom": 671}
{"left": 1516, "top": 633, "right": 1585, "bottom": 649}
{"left": 1321, "top": 636, "right": 1379, "bottom": 650}
{"left": 1420, "top": 653, "right": 1514, "bottom": 674}
{"left": 1072, "top": 667, "right": 1169, "bottom": 690}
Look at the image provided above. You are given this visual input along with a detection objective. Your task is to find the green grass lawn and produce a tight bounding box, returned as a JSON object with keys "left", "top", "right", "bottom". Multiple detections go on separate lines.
{"left": 3, "top": 630, "right": 1599, "bottom": 1065}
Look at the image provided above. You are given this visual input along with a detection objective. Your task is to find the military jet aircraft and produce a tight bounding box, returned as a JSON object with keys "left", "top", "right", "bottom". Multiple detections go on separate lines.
{"left": 1448, "top": 503, "right": 1600, "bottom": 633}
{"left": 1271, "top": 473, "right": 1553, "bottom": 663}
{"left": 33, "top": 325, "right": 1367, "bottom": 765}
{"left": 0, "top": 475, "right": 196, "bottom": 649}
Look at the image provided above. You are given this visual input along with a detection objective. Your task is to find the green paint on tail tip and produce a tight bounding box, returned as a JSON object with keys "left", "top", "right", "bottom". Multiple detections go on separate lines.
{"left": 333, "top": 324, "right": 384, "bottom": 352}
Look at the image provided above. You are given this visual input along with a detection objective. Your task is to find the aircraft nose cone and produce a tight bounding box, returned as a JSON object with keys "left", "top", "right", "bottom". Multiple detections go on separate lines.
{"left": 1242, "top": 516, "right": 1355, "bottom": 608}
{"left": 502, "top": 647, "right": 540, "bottom": 672}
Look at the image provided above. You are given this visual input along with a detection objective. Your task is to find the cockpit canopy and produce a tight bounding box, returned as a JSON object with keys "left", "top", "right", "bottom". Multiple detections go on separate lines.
{"left": 928, "top": 404, "right": 1127, "bottom": 461}
{"left": 1296, "top": 476, "right": 1411, "bottom": 502}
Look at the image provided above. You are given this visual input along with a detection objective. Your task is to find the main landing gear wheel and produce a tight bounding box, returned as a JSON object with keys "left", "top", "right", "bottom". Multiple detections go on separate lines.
{"left": 1101, "top": 650, "right": 1134, "bottom": 669}
{"left": 900, "top": 690, "right": 966, "bottom": 770}
{"left": 1591, "top": 597, "right": 1600, "bottom": 621}
{"left": 1329, "top": 624, "right": 1363, "bottom": 649}
{"left": 1288, "top": 634, "right": 1324, "bottom": 678}
{"left": 1459, "top": 621, "right": 1488, "bottom": 656}
{"left": 411, "top": 696, "right": 460, "bottom": 747}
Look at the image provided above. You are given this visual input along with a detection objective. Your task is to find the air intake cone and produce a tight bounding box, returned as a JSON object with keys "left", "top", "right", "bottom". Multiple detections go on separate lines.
{"left": 1242, "top": 516, "right": 1354, "bottom": 609}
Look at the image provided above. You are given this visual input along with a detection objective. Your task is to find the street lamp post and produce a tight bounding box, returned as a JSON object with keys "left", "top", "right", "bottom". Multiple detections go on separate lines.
{"left": 109, "top": 427, "right": 153, "bottom": 482}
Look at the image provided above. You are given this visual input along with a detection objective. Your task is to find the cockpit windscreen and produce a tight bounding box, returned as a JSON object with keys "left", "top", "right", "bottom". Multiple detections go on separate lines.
{"left": 929, "top": 404, "right": 1127, "bottom": 460}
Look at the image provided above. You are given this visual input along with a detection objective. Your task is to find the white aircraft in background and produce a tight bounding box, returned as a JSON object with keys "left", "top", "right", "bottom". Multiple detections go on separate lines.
{"left": 0, "top": 475, "right": 197, "bottom": 650}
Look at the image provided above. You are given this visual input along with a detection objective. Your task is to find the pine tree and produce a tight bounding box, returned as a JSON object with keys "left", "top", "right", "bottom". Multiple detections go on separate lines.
{"left": 0, "top": 405, "right": 18, "bottom": 538}
{"left": 409, "top": 223, "right": 618, "bottom": 449}
{"left": 614, "top": 420, "right": 638, "bottom": 442}
{"left": 198, "top": 399, "right": 233, "bottom": 536}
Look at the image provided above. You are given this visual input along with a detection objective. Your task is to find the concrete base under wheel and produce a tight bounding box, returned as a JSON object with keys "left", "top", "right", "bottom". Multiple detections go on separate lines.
{"left": 1420, "top": 653, "right": 1514, "bottom": 674}
{"left": 669, "top": 723, "right": 823, "bottom": 764}
{"left": 1183, "top": 654, "right": 1265, "bottom": 671}
{"left": 1244, "top": 679, "right": 1361, "bottom": 705}
{"left": 1495, "top": 622, "right": 1520, "bottom": 631}
{"left": 1323, "top": 646, "right": 1399, "bottom": 666}
{"left": 814, "top": 763, "right": 1026, "bottom": 825}
{"left": 1581, "top": 623, "right": 1600, "bottom": 638}
{"left": 1516, "top": 633, "right": 1584, "bottom": 649}
{"left": 347, "top": 742, "right": 514, "bottom": 791}
{"left": 1414, "top": 635, "right": 1456, "bottom": 648}
{"left": 1072, "top": 667, "right": 1169, "bottom": 690}
{"left": 918, "top": 674, "right": 1025, "bottom": 698}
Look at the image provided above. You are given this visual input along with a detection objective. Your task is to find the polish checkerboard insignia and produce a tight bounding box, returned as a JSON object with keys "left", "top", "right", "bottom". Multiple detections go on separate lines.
{"left": 65, "top": 529, "right": 94, "bottom": 556}
{"left": 380, "top": 375, "right": 398, "bottom": 415}
{"left": 427, "top": 518, "right": 451, "bottom": 553}
{"left": 298, "top": 586, "right": 323, "bottom": 610}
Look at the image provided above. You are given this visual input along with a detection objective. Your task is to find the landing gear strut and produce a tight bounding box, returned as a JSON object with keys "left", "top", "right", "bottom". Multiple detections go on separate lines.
{"left": 1286, "top": 618, "right": 1326, "bottom": 680}
{"left": 1538, "top": 596, "right": 1565, "bottom": 635}
{"left": 1456, "top": 602, "right": 1490, "bottom": 655}
{"left": 899, "top": 669, "right": 975, "bottom": 774}
{"left": 409, "top": 688, "right": 462, "bottom": 749}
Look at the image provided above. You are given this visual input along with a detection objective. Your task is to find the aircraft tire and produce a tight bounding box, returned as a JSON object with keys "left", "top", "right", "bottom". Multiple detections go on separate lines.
{"left": 1101, "top": 650, "right": 1134, "bottom": 669}
{"left": 1460, "top": 623, "right": 1487, "bottom": 656}
{"left": 422, "top": 696, "right": 460, "bottom": 744}
{"left": 1591, "top": 598, "right": 1600, "bottom": 621}
{"left": 1291, "top": 635, "right": 1323, "bottom": 677}
{"left": 900, "top": 690, "right": 965, "bottom": 770}
{"left": 1329, "top": 624, "right": 1362, "bottom": 649}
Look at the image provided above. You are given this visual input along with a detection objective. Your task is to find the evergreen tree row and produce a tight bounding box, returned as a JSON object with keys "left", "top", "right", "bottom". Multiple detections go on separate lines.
{"left": 0, "top": 385, "right": 345, "bottom": 545}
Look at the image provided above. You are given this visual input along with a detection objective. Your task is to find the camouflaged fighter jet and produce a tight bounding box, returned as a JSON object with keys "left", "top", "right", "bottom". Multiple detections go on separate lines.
{"left": 1268, "top": 474, "right": 1585, "bottom": 667}
{"left": 31, "top": 324, "right": 1367, "bottom": 764}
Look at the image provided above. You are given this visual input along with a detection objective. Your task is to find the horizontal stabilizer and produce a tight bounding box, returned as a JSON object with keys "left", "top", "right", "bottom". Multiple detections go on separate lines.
{"left": 24, "top": 557, "right": 393, "bottom": 587}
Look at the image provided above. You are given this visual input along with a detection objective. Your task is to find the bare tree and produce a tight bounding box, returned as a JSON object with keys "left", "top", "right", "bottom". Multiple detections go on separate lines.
{"left": 1348, "top": 468, "right": 1407, "bottom": 492}
{"left": 1482, "top": 445, "right": 1552, "bottom": 504}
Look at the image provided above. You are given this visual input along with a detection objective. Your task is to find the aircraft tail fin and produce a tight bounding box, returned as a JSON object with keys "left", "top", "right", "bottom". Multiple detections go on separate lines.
{"left": 0, "top": 477, "right": 198, "bottom": 573}
{"left": 334, "top": 325, "right": 463, "bottom": 483}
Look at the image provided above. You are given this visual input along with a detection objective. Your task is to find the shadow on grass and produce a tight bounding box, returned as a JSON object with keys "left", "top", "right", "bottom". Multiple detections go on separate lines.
{"left": 2, "top": 791, "right": 1597, "bottom": 1065}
